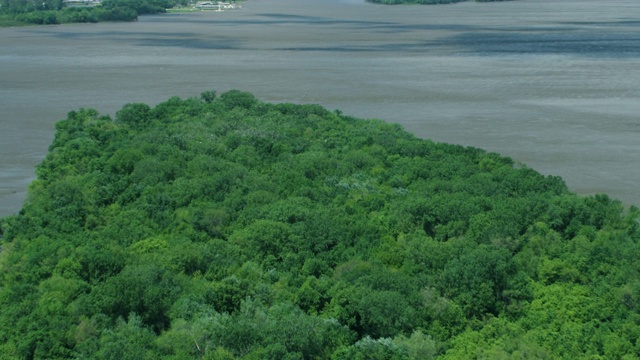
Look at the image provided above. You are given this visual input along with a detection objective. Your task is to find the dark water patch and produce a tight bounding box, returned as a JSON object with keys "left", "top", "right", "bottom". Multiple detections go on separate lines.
{"left": 362, "top": 22, "right": 479, "bottom": 33}
{"left": 23, "top": 29, "right": 242, "bottom": 50}
{"left": 254, "top": 14, "right": 484, "bottom": 33}
{"left": 443, "top": 31, "right": 640, "bottom": 57}
{"left": 561, "top": 20, "right": 640, "bottom": 27}
{"left": 140, "top": 12, "right": 391, "bottom": 27}
{"left": 144, "top": 12, "right": 562, "bottom": 36}
{"left": 277, "top": 46, "right": 373, "bottom": 52}
{"left": 257, "top": 13, "right": 337, "bottom": 23}
{"left": 25, "top": 29, "right": 200, "bottom": 40}
{"left": 134, "top": 37, "right": 241, "bottom": 50}
{"left": 146, "top": 13, "right": 480, "bottom": 33}
{"left": 276, "top": 41, "right": 440, "bottom": 53}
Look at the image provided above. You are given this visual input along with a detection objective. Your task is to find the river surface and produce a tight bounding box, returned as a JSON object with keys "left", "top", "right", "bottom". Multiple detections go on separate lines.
{"left": 1, "top": 0, "right": 639, "bottom": 217}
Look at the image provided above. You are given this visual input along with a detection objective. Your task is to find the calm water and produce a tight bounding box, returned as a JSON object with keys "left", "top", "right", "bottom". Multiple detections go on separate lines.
{"left": 1, "top": 0, "right": 639, "bottom": 217}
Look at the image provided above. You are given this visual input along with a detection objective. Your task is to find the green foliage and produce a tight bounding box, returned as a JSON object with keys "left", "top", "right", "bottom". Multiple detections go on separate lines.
{"left": 440, "top": 245, "right": 527, "bottom": 318}
{"left": 0, "top": 0, "right": 180, "bottom": 26}
{"left": 116, "top": 103, "right": 152, "bottom": 129}
{"left": 95, "top": 314, "right": 157, "bottom": 360}
{"left": 332, "top": 336, "right": 407, "bottom": 360}
{"left": 1, "top": 90, "right": 639, "bottom": 358}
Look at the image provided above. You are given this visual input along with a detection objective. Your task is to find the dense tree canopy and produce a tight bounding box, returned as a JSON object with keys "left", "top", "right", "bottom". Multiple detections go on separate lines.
{"left": 1, "top": 90, "right": 639, "bottom": 359}
{"left": 0, "top": 0, "right": 189, "bottom": 26}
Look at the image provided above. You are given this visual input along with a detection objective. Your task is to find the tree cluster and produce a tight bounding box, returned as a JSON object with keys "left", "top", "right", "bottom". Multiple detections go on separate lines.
{"left": 0, "top": 0, "right": 186, "bottom": 26}
{"left": 1, "top": 90, "right": 639, "bottom": 359}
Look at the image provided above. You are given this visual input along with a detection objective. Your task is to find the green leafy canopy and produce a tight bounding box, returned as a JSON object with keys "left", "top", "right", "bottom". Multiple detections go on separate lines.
{"left": 1, "top": 90, "right": 639, "bottom": 359}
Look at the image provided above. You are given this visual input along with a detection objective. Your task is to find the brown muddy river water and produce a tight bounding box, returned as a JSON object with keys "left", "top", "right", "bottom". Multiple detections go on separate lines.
{"left": 1, "top": 0, "right": 639, "bottom": 217}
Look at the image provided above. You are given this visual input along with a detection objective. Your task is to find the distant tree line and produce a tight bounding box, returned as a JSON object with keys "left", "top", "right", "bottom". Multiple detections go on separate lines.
{"left": 0, "top": 0, "right": 188, "bottom": 26}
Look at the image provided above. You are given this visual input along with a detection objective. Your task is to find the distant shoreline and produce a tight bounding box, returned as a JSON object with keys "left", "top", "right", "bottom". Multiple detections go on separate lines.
{"left": 0, "top": 0, "right": 245, "bottom": 27}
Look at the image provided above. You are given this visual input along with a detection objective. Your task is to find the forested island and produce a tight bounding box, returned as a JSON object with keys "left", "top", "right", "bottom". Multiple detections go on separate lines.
{"left": 1, "top": 91, "right": 639, "bottom": 359}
